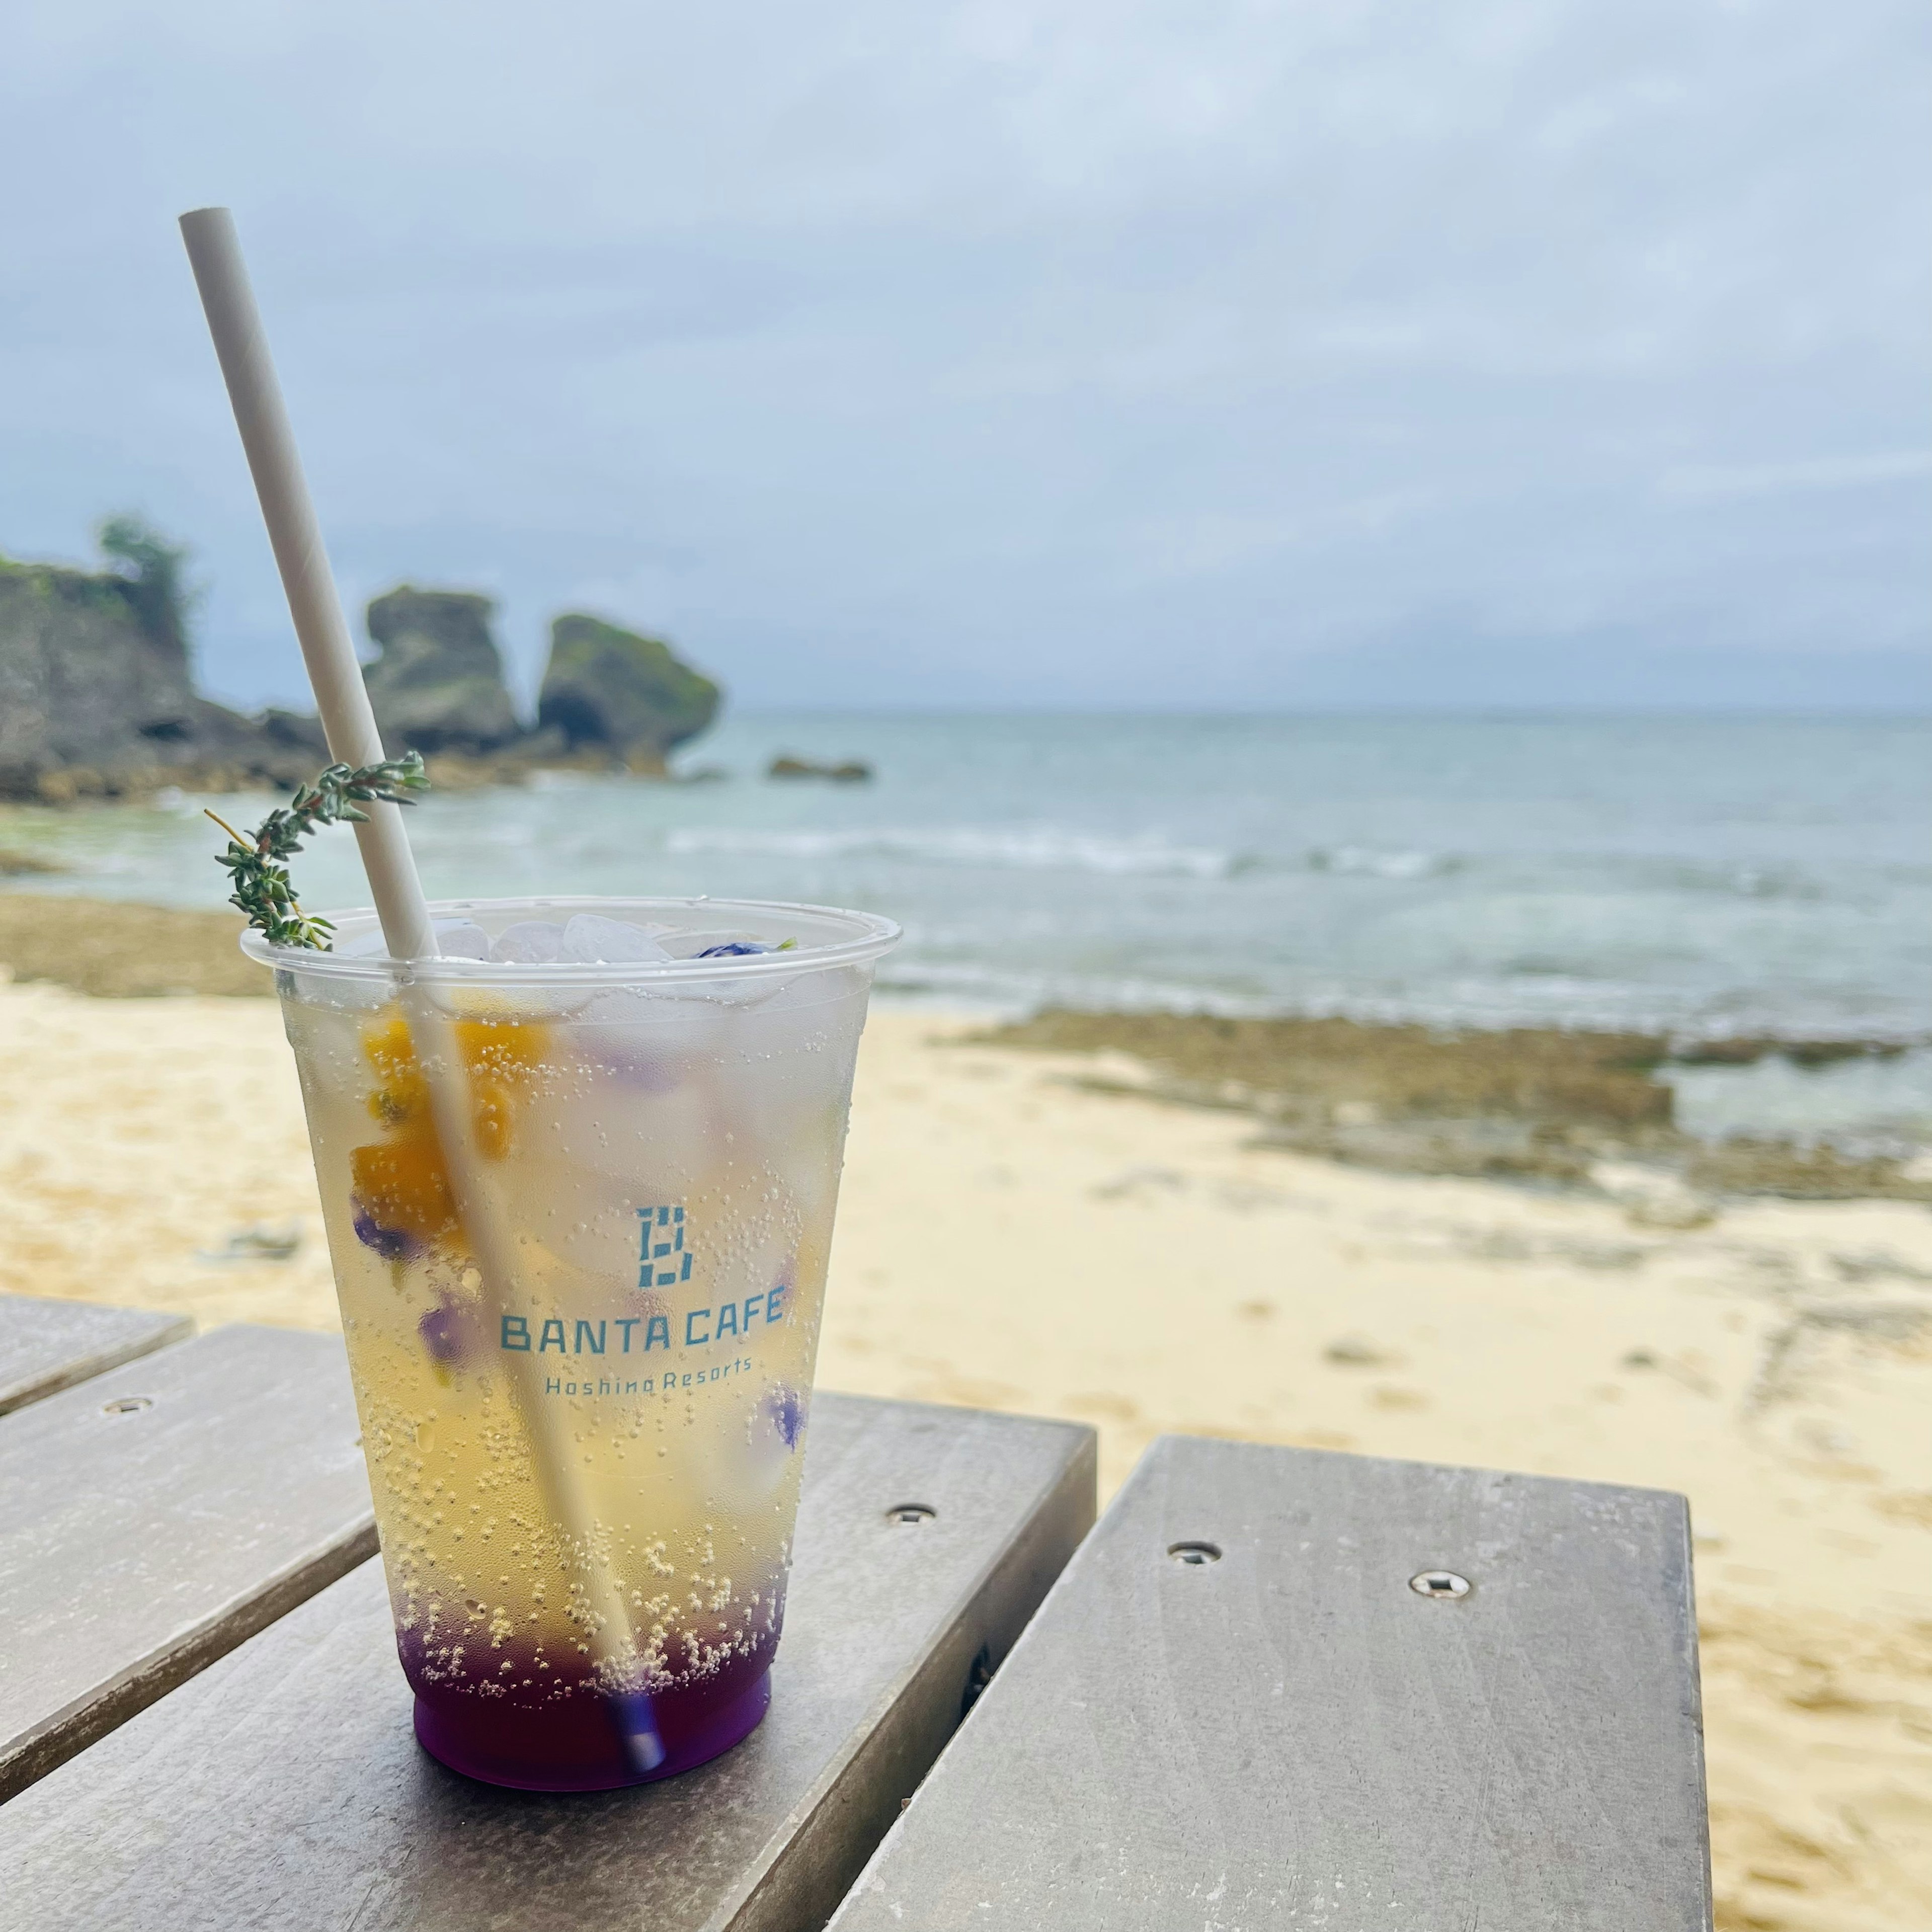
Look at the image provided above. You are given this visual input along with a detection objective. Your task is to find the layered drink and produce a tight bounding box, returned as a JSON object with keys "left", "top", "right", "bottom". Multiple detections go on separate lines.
{"left": 248, "top": 896, "right": 898, "bottom": 1790}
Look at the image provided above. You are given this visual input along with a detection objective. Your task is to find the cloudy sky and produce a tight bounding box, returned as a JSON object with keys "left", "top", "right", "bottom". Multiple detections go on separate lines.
{"left": 3, "top": 0, "right": 1927, "bottom": 711}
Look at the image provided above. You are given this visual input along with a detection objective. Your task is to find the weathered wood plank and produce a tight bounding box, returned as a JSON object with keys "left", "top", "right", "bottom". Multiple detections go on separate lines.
{"left": 832, "top": 1434, "right": 1713, "bottom": 1932}
{"left": 0, "top": 1323, "right": 376, "bottom": 1799}
{"left": 0, "top": 1393, "right": 1096, "bottom": 1932}
{"left": 0, "top": 1292, "right": 192, "bottom": 1416}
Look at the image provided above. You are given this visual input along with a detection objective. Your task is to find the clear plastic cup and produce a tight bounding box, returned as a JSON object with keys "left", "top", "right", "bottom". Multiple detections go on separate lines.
{"left": 245, "top": 896, "right": 899, "bottom": 1791}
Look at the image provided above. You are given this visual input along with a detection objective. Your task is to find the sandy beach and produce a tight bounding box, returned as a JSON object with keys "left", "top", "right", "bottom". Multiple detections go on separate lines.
{"left": 1, "top": 948, "right": 1927, "bottom": 1928}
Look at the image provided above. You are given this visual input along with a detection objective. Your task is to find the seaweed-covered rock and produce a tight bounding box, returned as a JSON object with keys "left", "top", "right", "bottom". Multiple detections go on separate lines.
{"left": 0, "top": 520, "right": 320, "bottom": 800}
{"left": 363, "top": 588, "right": 521, "bottom": 755}
{"left": 768, "top": 754, "right": 871, "bottom": 783}
{"left": 537, "top": 615, "right": 719, "bottom": 774}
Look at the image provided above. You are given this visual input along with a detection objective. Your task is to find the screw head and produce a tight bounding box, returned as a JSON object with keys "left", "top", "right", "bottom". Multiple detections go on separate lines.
{"left": 887, "top": 1503, "right": 936, "bottom": 1526}
{"left": 1168, "top": 1540, "right": 1223, "bottom": 1566}
{"left": 1409, "top": 1569, "right": 1471, "bottom": 1599}
{"left": 101, "top": 1396, "right": 153, "bottom": 1415}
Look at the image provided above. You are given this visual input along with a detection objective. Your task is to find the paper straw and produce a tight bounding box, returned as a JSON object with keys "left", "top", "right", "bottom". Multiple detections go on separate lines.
{"left": 179, "top": 207, "right": 664, "bottom": 1772}
{"left": 178, "top": 209, "right": 434, "bottom": 964}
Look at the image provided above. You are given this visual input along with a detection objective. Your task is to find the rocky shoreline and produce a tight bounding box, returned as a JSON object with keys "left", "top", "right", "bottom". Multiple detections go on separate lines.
{"left": 0, "top": 893, "right": 1920, "bottom": 1205}
{"left": 1, "top": 524, "right": 720, "bottom": 801}
{"left": 968, "top": 1007, "right": 1932, "bottom": 1205}
{"left": 0, "top": 897, "right": 266, "bottom": 997}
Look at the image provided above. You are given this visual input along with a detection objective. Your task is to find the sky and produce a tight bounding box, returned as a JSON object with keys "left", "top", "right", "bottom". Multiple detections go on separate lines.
{"left": 2, "top": 0, "right": 1928, "bottom": 713}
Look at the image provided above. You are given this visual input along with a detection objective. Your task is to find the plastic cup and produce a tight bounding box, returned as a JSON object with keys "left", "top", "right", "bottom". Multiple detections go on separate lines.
{"left": 245, "top": 896, "right": 899, "bottom": 1791}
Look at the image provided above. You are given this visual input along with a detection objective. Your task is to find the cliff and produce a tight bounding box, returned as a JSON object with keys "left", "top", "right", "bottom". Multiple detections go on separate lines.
{"left": 0, "top": 521, "right": 323, "bottom": 801}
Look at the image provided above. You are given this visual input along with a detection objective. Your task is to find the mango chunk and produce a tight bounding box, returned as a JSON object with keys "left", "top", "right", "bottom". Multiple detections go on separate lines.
{"left": 351, "top": 1131, "right": 458, "bottom": 1241}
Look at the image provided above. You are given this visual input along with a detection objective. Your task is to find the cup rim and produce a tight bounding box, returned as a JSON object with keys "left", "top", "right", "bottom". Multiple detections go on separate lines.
{"left": 239, "top": 894, "right": 902, "bottom": 986}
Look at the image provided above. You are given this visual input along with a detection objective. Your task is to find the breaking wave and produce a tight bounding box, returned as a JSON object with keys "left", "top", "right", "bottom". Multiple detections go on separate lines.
{"left": 665, "top": 825, "right": 1244, "bottom": 880}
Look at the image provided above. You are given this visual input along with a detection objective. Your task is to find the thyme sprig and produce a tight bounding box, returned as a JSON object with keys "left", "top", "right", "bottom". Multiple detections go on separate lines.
{"left": 210, "top": 751, "right": 430, "bottom": 949}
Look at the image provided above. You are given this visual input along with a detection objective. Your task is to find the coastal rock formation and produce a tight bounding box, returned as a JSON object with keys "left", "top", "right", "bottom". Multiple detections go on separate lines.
{"left": 974, "top": 1009, "right": 1932, "bottom": 1202}
{"left": 2, "top": 524, "right": 729, "bottom": 798}
{"left": 768, "top": 754, "right": 872, "bottom": 783}
{"left": 363, "top": 588, "right": 521, "bottom": 756}
{"left": 537, "top": 615, "right": 720, "bottom": 775}
{"left": 0, "top": 521, "right": 319, "bottom": 800}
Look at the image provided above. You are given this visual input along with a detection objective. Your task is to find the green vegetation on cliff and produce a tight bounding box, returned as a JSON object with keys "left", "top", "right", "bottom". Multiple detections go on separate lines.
{"left": 98, "top": 515, "right": 196, "bottom": 662}
{"left": 0, "top": 514, "right": 193, "bottom": 662}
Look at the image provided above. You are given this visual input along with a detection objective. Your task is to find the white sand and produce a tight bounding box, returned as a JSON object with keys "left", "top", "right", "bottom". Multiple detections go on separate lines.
{"left": 2, "top": 977, "right": 1927, "bottom": 1928}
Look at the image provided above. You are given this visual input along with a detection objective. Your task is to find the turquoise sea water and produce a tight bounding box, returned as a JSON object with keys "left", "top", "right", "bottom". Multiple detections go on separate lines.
{"left": 6, "top": 713, "right": 1926, "bottom": 1028}
{"left": 4, "top": 712, "right": 1929, "bottom": 1139}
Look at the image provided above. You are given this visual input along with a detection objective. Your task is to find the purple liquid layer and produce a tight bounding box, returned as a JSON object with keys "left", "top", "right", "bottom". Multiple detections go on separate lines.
{"left": 398, "top": 1595, "right": 784, "bottom": 1793}
{"left": 412, "top": 1650, "right": 774, "bottom": 1792}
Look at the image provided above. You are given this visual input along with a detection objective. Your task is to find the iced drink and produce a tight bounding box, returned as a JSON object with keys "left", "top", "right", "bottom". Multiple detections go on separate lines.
{"left": 247, "top": 896, "right": 898, "bottom": 1791}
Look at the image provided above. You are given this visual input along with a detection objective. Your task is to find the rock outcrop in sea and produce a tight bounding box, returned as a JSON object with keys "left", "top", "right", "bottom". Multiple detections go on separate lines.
{"left": 0, "top": 520, "right": 326, "bottom": 801}
{"left": 363, "top": 588, "right": 522, "bottom": 756}
{"left": 0, "top": 522, "right": 727, "bottom": 799}
{"left": 768, "top": 754, "right": 872, "bottom": 783}
{"left": 537, "top": 614, "right": 721, "bottom": 776}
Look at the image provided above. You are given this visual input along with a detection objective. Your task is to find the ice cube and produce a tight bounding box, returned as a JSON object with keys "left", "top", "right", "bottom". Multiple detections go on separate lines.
{"left": 332, "top": 918, "right": 491, "bottom": 962}
{"left": 559, "top": 913, "right": 674, "bottom": 964}
{"left": 490, "top": 920, "right": 565, "bottom": 964}
{"left": 433, "top": 920, "right": 493, "bottom": 960}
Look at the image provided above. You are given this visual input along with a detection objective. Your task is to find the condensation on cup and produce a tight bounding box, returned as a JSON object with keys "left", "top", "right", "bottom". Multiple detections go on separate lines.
{"left": 246, "top": 896, "right": 899, "bottom": 1790}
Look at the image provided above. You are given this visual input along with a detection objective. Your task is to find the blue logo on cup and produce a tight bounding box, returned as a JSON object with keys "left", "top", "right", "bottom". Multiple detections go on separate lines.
{"left": 637, "top": 1206, "right": 693, "bottom": 1287}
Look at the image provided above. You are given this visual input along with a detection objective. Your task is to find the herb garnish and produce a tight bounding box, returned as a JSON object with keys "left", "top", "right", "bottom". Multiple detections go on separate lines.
{"left": 209, "top": 752, "right": 430, "bottom": 949}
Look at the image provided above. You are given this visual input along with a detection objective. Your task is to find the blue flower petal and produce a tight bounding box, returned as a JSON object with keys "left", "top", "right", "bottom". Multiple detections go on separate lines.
{"left": 352, "top": 1201, "right": 416, "bottom": 1262}
{"left": 763, "top": 1384, "right": 806, "bottom": 1450}
{"left": 418, "top": 1300, "right": 475, "bottom": 1364}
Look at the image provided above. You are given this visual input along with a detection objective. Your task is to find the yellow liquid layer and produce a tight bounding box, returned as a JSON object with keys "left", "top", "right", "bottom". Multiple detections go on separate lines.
{"left": 281, "top": 978, "right": 865, "bottom": 1702}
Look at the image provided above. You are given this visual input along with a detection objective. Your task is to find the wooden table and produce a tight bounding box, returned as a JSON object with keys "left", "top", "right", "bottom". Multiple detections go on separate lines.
{"left": 0, "top": 1291, "right": 190, "bottom": 1416}
{"left": 831, "top": 1435, "right": 1714, "bottom": 1930}
{"left": 0, "top": 1299, "right": 1096, "bottom": 1930}
{"left": 0, "top": 1322, "right": 376, "bottom": 1797}
{"left": 0, "top": 1295, "right": 1712, "bottom": 1929}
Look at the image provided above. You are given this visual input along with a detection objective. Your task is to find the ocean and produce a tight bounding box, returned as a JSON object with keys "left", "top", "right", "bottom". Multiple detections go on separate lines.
{"left": 5, "top": 712, "right": 1929, "bottom": 1142}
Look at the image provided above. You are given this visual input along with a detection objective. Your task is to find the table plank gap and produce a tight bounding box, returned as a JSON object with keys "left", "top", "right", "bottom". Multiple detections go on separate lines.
{"left": 0, "top": 1293, "right": 194, "bottom": 1416}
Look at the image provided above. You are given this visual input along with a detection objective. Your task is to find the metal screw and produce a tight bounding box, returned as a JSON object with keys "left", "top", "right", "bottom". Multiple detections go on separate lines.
{"left": 887, "top": 1503, "right": 936, "bottom": 1526}
{"left": 102, "top": 1396, "right": 153, "bottom": 1415}
{"left": 1168, "top": 1540, "right": 1222, "bottom": 1566}
{"left": 1409, "top": 1570, "right": 1471, "bottom": 1599}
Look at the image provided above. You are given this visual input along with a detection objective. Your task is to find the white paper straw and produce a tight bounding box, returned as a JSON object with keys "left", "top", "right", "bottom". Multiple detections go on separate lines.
{"left": 179, "top": 207, "right": 663, "bottom": 1772}
{"left": 178, "top": 208, "right": 435, "bottom": 965}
